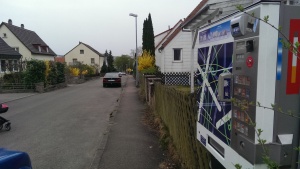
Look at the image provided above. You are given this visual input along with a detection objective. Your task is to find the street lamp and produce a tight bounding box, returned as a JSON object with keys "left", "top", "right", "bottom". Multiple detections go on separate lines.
{"left": 129, "top": 13, "right": 139, "bottom": 87}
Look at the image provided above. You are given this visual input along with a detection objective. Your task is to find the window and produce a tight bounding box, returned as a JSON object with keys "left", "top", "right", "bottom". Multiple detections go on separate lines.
{"left": 1, "top": 60, "right": 6, "bottom": 72}
{"left": 8, "top": 60, "right": 13, "bottom": 71}
{"left": 38, "top": 46, "right": 41, "bottom": 52}
{"left": 73, "top": 59, "right": 78, "bottom": 64}
{"left": 173, "top": 48, "right": 182, "bottom": 61}
{"left": 80, "top": 50, "right": 84, "bottom": 54}
{"left": 3, "top": 33, "right": 7, "bottom": 38}
{"left": 91, "top": 58, "right": 95, "bottom": 64}
{"left": 46, "top": 47, "right": 49, "bottom": 53}
{"left": 13, "top": 47, "right": 19, "bottom": 52}
{"left": 13, "top": 60, "right": 18, "bottom": 71}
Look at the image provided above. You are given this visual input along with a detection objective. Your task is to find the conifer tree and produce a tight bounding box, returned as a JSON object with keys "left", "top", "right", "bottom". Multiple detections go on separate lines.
{"left": 100, "top": 59, "right": 107, "bottom": 73}
{"left": 147, "top": 13, "right": 155, "bottom": 56}
{"left": 107, "top": 50, "right": 116, "bottom": 72}
{"left": 142, "top": 13, "right": 155, "bottom": 57}
{"left": 142, "top": 18, "right": 148, "bottom": 52}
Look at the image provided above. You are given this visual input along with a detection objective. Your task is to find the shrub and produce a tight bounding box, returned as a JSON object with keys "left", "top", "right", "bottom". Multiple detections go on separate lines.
{"left": 24, "top": 59, "right": 46, "bottom": 85}
{"left": 69, "top": 67, "right": 80, "bottom": 76}
{"left": 138, "top": 50, "right": 155, "bottom": 72}
{"left": 3, "top": 72, "right": 25, "bottom": 83}
{"left": 56, "top": 62, "right": 66, "bottom": 83}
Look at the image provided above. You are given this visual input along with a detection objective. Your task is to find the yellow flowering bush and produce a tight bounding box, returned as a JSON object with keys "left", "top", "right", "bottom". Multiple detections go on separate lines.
{"left": 138, "top": 50, "right": 155, "bottom": 72}
{"left": 126, "top": 68, "right": 133, "bottom": 73}
{"left": 82, "top": 70, "right": 88, "bottom": 75}
{"left": 69, "top": 67, "right": 80, "bottom": 76}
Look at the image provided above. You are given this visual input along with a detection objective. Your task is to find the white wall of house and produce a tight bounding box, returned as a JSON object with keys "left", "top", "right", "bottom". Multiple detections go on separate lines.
{"left": 33, "top": 55, "right": 55, "bottom": 61}
{"left": 65, "top": 43, "right": 103, "bottom": 68}
{"left": 155, "top": 31, "right": 199, "bottom": 73}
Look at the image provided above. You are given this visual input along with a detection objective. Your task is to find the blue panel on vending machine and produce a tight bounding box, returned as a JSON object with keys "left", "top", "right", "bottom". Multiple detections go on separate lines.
{"left": 0, "top": 148, "right": 32, "bottom": 169}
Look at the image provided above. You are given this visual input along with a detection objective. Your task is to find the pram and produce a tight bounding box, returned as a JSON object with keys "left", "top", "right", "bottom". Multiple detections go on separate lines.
{"left": 0, "top": 104, "right": 11, "bottom": 131}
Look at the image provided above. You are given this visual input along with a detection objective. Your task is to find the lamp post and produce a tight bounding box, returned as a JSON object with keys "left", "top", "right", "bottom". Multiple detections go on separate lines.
{"left": 129, "top": 13, "right": 139, "bottom": 87}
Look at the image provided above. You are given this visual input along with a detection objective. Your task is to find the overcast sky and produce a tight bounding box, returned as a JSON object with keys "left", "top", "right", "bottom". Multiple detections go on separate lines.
{"left": 0, "top": 0, "right": 200, "bottom": 56}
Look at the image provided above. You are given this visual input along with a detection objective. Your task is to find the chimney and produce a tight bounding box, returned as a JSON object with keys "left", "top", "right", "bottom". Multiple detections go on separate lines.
{"left": 21, "top": 24, "right": 24, "bottom": 29}
{"left": 168, "top": 25, "right": 170, "bottom": 30}
{"left": 8, "top": 19, "right": 12, "bottom": 25}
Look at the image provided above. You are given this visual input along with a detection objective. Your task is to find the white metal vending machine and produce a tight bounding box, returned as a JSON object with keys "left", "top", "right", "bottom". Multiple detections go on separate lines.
{"left": 196, "top": 1, "right": 300, "bottom": 168}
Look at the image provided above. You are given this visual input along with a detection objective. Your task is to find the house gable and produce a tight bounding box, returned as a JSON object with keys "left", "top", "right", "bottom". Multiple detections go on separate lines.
{"left": 64, "top": 42, "right": 104, "bottom": 67}
{"left": 155, "top": 0, "right": 254, "bottom": 73}
{"left": 155, "top": 29, "right": 172, "bottom": 48}
{"left": 157, "top": 20, "right": 183, "bottom": 51}
{"left": 0, "top": 19, "right": 56, "bottom": 60}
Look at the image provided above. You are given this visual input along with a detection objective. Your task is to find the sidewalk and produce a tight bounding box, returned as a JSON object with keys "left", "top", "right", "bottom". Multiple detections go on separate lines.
{"left": 97, "top": 75, "right": 163, "bottom": 169}
{"left": 0, "top": 93, "right": 37, "bottom": 104}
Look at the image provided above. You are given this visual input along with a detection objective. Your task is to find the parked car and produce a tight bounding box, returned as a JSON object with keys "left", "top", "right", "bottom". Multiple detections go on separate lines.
{"left": 103, "top": 72, "right": 122, "bottom": 87}
{"left": 119, "top": 72, "right": 126, "bottom": 76}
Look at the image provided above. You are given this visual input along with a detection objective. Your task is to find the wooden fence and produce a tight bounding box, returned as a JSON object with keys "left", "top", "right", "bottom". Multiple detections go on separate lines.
{"left": 140, "top": 74, "right": 210, "bottom": 169}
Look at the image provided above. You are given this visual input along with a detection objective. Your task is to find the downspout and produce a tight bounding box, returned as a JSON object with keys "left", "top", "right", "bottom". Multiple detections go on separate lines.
{"left": 190, "top": 28, "right": 199, "bottom": 93}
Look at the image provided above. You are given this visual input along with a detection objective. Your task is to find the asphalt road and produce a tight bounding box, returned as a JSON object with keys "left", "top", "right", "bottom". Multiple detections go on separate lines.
{"left": 0, "top": 77, "right": 124, "bottom": 169}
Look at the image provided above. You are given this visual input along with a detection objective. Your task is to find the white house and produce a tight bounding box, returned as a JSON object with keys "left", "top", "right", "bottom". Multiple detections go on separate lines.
{"left": 64, "top": 42, "right": 104, "bottom": 72}
{"left": 155, "top": 19, "right": 194, "bottom": 73}
{"left": 154, "top": 28, "right": 172, "bottom": 48}
{"left": 155, "top": 0, "right": 253, "bottom": 73}
{"left": 0, "top": 37, "right": 22, "bottom": 76}
{"left": 0, "top": 19, "right": 56, "bottom": 61}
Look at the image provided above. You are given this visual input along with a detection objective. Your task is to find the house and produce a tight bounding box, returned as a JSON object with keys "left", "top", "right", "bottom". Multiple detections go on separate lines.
{"left": 54, "top": 56, "right": 65, "bottom": 63}
{"left": 155, "top": 19, "right": 192, "bottom": 73}
{"left": 0, "top": 37, "right": 22, "bottom": 76}
{"left": 0, "top": 19, "right": 56, "bottom": 61}
{"left": 64, "top": 42, "right": 104, "bottom": 72}
{"left": 155, "top": 0, "right": 253, "bottom": 73}
{"left": 154, "top": 28, "right": 172, "bottom": 48}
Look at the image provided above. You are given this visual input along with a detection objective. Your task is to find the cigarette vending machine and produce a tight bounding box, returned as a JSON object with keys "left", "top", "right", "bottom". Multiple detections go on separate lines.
{"left": 196, "top": 1, "right": 300, "bottom": 168}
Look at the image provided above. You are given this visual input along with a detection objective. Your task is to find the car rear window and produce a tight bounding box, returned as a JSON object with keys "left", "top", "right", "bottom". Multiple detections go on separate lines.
{"left": 104, "top": 73, "right": 119, "bottom": 78}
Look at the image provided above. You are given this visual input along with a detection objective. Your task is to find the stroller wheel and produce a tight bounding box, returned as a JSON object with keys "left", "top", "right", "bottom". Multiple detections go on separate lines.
{"left": 5, "top": 123, "right": 11, "bottom": 131}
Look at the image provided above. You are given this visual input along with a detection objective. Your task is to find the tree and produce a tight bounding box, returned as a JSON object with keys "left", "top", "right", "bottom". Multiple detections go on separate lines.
{"left": 147, "top": 13, "right": 155, "bottom": 56}
{"left": 100, "top": 59, "right": 107, "bottom": 73}
{"left": 142, "top": 18, "right": 148, "bottom": 52}
{"left": 114, "top": 55, "right": 133, "bottom": 72}
{"left": 142, "top": 13, "right": 155, "bottom": 56}
{"left": 107, "top": 50, "right": 116, "bottom": 72}
{"left": 130, "top": 46, "right": 142, "bottom": 58}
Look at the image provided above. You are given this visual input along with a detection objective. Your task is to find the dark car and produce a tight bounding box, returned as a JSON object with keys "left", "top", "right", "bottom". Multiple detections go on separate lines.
{"left": 103, "top": 72, "right": 122, "bottom": 87}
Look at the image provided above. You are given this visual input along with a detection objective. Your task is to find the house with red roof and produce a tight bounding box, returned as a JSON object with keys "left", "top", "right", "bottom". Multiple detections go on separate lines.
{"left": 0, "top": 19, "right": 56, "bottom": 61}
{"left": 54, "top": 56, "right": 65, "bottom": 63}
